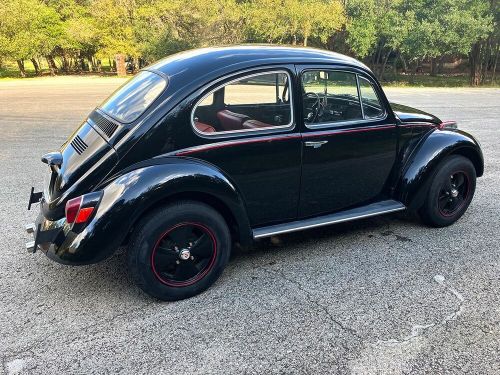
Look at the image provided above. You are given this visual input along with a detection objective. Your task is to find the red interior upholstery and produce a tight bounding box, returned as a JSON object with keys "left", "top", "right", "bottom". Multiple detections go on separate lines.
{"left": 217, "top": 110, "right": 249, "bottom": 131}
{"left": 195, "top": 121, "right": 216, "bottom": 133}
{"left": 242, "top": 119, "right": 272, "bottom": 129}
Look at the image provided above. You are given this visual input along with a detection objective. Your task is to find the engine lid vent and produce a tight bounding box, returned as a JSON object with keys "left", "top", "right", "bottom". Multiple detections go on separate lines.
{"left": 89, "top": 111, "right": 118, "bottom": 138}
{"left": 71, "top": 135, "right": 88, "bottom": 155}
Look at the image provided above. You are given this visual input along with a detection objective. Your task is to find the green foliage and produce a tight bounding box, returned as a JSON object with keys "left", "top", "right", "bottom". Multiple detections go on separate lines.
{"left": 345, "top": 0, "right": 378, "bottom": 58}
{"left": 398, "top": 0, "right": 493, "bottom": 60}
{"left": 246, "top": 0, "right": 345, "bottom": 45}
{"left": 0, "top": 0, "right": 497, "bottom": 84}
{"left": 0, "top": 0, "right": 63, "bottom": 60}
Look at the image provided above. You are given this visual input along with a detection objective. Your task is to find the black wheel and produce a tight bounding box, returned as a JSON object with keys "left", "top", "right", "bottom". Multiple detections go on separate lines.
{"left": 420, "top": 155, "right": 476, "bottom": 227}
{"left": 127, "top": 201, "right": 231, "bottom": 301}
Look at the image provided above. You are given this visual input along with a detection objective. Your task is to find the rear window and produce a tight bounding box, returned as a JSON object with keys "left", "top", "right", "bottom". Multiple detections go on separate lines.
{"left": 99, "top": 71, "right": 167, "bottom": 123}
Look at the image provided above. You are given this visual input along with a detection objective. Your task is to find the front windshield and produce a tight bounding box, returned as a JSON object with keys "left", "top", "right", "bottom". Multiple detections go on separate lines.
{"left": 100, "top": 71, "right": 167, "bottom": 123}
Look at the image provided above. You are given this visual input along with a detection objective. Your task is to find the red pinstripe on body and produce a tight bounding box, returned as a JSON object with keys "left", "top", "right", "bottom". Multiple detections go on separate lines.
{"left": 175, "top": 125, "right": 398, "bottom": 156}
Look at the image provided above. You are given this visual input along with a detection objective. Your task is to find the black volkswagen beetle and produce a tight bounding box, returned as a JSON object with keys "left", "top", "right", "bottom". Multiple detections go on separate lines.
{"left": 26, "top": 46, "right": 483, "bottom": 301}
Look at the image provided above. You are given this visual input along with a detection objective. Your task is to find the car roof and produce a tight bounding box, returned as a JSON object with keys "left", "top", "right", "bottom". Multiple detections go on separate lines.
{"left": 148, "top": 45, "right": 372, "bottom": 81}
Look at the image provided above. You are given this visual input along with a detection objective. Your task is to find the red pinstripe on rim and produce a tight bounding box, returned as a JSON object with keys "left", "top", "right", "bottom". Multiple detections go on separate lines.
{"left": 150, "top": 222, "right": 217, "bottom": 287}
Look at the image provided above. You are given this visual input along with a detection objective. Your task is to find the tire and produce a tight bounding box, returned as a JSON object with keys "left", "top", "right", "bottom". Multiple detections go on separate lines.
{"left": 127, "top": 201, "right": 231, "bottom": 301}
{"left": 419, "top": 155, "right": 476, "bottom": 227}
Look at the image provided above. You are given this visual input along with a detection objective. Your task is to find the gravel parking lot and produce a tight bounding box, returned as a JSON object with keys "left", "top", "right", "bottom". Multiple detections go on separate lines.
{"left": 0, "top": 77, "right": 498, "bottom": 374}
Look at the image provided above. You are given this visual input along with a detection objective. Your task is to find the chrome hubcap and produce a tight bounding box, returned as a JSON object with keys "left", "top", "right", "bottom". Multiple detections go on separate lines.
{"left": 179, "top": 248, "right": 191, "bottom": 260}
{"left": 450, "top": 188, "right": 459, "bottom": 198}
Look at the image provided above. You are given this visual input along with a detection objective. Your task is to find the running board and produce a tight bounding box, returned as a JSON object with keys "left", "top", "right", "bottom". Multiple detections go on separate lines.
{"left": 253, "top": 200, "right": 406, "bottom": 239}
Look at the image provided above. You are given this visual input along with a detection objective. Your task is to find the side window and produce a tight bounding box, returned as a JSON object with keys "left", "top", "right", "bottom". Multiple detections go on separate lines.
{"left": 359, "top": 77, "right": 385, "bottom": 119}
{"left": 192, "top": 71, "right": 292, "bottom": 135}
{"left": 302, "top": 70, "right": 362, "bottom": 126}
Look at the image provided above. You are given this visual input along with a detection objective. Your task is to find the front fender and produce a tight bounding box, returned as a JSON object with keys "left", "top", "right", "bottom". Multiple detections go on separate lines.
{"left": 63, "top": 157, "right": 252, "bottom": 264}
{"left": 397, "top": 129, "right": 483, "bottom": 210}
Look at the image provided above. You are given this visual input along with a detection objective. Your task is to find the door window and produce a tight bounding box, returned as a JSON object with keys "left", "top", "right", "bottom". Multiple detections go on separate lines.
{"left": 359, "top": 76, "right": 385, "bottom": 119}
{"left": 192, "top": 71, "right": 293, "bottom": 135}
{"left": 302, "top": 70, "right": 362, "bottom": 126}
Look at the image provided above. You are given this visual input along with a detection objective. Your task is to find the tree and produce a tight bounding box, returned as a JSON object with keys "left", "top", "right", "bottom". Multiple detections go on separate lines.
{"left": 0, "top": 0, "right": 63, "bottom": 76}
{"left": 246, "top": 0, "right": 345, "bottom": 46}
{"left": 398, "top": 0, "right": 492, "bottom": 82}
{"left": 135, "top": 0, "right": 246, "bottom": 61}
{"left": 345, "top": 0, "right": 378, "bottom": 59}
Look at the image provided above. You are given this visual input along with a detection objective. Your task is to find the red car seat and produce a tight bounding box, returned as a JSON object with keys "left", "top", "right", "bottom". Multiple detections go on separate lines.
{"left": 242, "top": 119, "right": 272, "bottom": 129}
{"left": 194, "top": 121, "right": 216, "bottom": 133}
{"left": 217, "top": 110, "right": 249, "bottom": 131}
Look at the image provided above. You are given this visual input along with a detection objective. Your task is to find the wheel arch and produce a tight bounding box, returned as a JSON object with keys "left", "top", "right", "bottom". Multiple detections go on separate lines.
{"left": 396, "top": 129, "right": 483, "bottom": 211}
{"left": 449, "top": 146, "right": 483, "bottom": 177}
{"left": 125, "top": 190, "right": 248, "bottom": 248}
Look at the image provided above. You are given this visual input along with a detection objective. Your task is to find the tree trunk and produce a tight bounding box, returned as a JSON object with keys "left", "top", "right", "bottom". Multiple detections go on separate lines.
{"left": 46, "top": 55, "right": 57, "bottom": 75}
{"left": 481, "top": 36, "right": 492, "bottom": 82}
{"left": 392, "top": 51, "right": 399, "bottom": 75}
{"left": 400, "top": 55, "right": 408, "bottom": 73}
{"left": 303, "top": 35, "right": 308, "bottom": 47}
{"left": 430, "top": 57, "right": 437, "bottom": 76}
{"left": 437, "top": 56, "right": 445, "bottom": 74}
{"left": 17, "top": 60, "right": 26, "bottom": 77}
{"left": 88, "top": 57, "right": 96, "bottom": 72}
{"left": 491, "top": 42, "right": 498, "bottom": 83}
{"left": 373, "top": 43, "right": 383, "bottom": 74}
{"left": 379, "top": 50, "right": 391, "bottom": 80}
{"left": 30, "top": 58, "right": 41, "bottom": 75}
{"left": 469, "top": 42, "right": 482, "bottom": 86}
{"left": 61, "top": 55, "right": 69, "bottom": 72}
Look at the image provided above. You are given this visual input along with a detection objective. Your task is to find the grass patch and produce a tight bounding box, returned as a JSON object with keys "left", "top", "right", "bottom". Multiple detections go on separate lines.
{"left": 0, "top": 58, "right": 117, "bottom": 79}
{"left": 381, "top": 73, "right": 499, "bottom": 87}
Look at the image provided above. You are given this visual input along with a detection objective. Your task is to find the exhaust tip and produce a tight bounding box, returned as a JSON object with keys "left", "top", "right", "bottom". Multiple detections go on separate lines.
{"left": 25, "top": 223, "right": 35, "bottom": 234}
{"left": 26, "top": 241, "right": 36, "bottom": 253}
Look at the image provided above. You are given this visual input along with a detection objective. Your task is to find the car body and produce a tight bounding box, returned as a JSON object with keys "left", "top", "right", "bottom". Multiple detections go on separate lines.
{"left": 26, "top": 46, "right": 483, "bottom": 300}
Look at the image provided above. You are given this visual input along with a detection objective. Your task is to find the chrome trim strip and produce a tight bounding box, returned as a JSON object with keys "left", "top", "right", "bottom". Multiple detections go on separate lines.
{"left": 356, "top": 74, "right": 365, "bottom": 119}
{"left": 253, "top": 203, "right": 406, "bottom": 239}
{"left": 304, "top": 115, "right": 388, "bottom": 130}
{"left": 357, "top": 75, "right": 387, "bottom": 120}
{"left": 302, "top": 123, "right": 396, "bottom": 137}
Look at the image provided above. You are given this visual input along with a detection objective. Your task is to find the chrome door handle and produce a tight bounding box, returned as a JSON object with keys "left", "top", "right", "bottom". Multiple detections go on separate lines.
{"left": 305, "top": 140, "right": 328, "bottom": 149}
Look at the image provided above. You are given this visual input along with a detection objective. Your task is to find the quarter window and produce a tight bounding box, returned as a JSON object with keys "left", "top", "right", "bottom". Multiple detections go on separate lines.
{"left": 302, "top": 70, "right": 362, "bottom": 126}
{"left": 192, "top": 71, "right": 292, "bottom": 135}
{"left": 359, "top": 76, "right": 385, "bottom": 118}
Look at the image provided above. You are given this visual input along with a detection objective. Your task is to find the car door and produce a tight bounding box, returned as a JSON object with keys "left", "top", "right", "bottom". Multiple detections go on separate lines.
{"left": 190, "top": 68, "right": 302, "bottom": 226}
{"left": 298, "top": 66, "right": 398, "bottom": 218}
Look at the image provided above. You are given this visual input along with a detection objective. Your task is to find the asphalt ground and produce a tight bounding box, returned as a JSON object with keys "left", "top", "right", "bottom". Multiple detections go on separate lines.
{"left": 0, "top": 77, "right": 498, "bottom": 374}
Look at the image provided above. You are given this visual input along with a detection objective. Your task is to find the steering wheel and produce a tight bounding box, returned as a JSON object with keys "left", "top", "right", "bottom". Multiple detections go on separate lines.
{"left": 303, "top": 92, "right": 321, "bottom": 123}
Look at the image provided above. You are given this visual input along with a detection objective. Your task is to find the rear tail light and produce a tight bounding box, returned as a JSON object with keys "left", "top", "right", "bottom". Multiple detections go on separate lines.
{"left": 65, "top": 192, "right": 102, "bottom": 226}
{"left": 65, "top": 196, "right": 82, "bottom": 224}
{"left": 75, "top": 207, "right": 95, "bottom": 224}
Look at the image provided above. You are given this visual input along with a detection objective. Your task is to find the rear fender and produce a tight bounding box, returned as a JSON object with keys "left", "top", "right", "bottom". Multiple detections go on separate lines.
{"left": 77, "top": 157, "right": 252, "bottom": 263}
{"left": 396, "top": 129, "right": 483, "bottom": 210}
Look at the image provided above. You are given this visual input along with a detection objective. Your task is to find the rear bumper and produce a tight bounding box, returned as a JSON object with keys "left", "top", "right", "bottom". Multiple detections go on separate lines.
{"left": 26, "top": 198, "right": 114, "bottom": 266}
{"left": 25, "top": 209, "right": 82, "bottom": 265}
